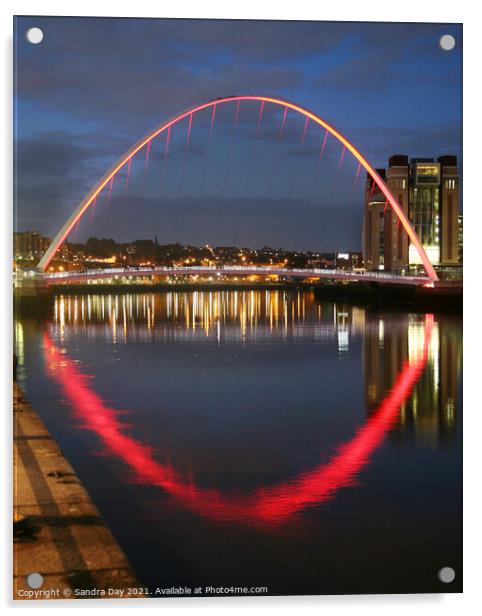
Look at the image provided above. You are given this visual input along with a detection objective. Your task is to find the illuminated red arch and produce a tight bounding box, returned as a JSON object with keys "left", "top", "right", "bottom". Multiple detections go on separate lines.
{"left": 38, "top": 95, "right": 438, "bottom": 281}
{"left": 43, "top": 314, "right": 432, "bottom": 527}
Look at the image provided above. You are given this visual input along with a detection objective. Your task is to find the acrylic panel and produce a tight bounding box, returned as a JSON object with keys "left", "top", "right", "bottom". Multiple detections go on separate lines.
{"left": 13, "top": 16, "right": 462, "bottom": 599}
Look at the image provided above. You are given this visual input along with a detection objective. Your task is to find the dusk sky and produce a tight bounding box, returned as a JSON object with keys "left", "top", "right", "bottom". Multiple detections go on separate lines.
{"left": 14, "top": 17, "right": 462, "bottom": 251}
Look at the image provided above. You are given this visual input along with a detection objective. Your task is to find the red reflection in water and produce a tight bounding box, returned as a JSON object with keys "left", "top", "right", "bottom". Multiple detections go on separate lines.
{"left": 43, "top": 315, "right": 432, "bottom": 527}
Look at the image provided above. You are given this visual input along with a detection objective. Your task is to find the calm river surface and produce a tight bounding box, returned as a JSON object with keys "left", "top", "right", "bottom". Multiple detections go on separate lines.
{"left": 15, "top": 289, "right": 462, "bottom": 595}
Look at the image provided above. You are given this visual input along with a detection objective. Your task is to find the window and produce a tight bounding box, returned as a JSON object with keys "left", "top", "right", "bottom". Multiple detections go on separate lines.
{"left": 418, "top": 165, "right": 439, "bottom": 176}
{"left": 447, "top": 195, "right": 453, "bottom": 259}
{"left": 415, "top": 165, "right": 440, "bottom": 185}
{"left": 397, "top": 223, "right": 403, "bottom": 260}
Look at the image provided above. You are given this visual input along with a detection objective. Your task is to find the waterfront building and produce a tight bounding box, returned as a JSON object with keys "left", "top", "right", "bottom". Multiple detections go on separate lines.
{"left": 363, "top": 155, "right": 459, "bottom": 272}
{"left": 14, "top": 230, "right": 51, "bottom": 261}
{"left": 334, "top": 252, "right": 364, "bottom": 270}
{"left": 458, "top": 214, "right": 463, "bottom": 264}
{"left": 362, "top": 168, "right": 388, "bottom": 272}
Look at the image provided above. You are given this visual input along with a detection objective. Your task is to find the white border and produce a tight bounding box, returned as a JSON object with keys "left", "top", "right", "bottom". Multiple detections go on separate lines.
{"left": 2, "top": 2, "right": 479, "bottom": 615}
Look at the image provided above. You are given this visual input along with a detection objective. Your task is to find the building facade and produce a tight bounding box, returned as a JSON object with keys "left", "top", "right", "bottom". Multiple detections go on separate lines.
{"left": 458, "top": 214, "right": 463, "bottom": 264}
{"left": 14, "top": 231, "right": 51, "bottom": 261}
{"left": 363, "top": 155, "right": 459, "bottom": 273}
{"left": 362, "top": 168, "right": 388, "bottom": 272}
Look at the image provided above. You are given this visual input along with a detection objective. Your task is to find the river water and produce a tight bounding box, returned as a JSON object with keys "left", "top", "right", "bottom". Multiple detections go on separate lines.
{"left": 15, "top": 289, "right": 462, "bottom": 595}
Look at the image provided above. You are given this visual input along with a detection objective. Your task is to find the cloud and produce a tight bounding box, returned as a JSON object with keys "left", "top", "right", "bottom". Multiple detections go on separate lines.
{"left": 14, "top": 131, "right": 131, "bottom": 234}
{"left": 17, "top": 54, "right": 304, "bottom": 134}
{"left": 314, "top": 52, "right": 400, "bottom": 94}
{"left": 349, "top": 121, "right": 462, "bottom": 166}
{"left": 313, "top": 21, "right": 461, "bottom": 95}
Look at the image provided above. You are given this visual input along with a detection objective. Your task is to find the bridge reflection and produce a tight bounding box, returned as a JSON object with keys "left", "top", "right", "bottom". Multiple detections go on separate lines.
{"left": 35, "top": 290, "right": 458, "bottom": 527}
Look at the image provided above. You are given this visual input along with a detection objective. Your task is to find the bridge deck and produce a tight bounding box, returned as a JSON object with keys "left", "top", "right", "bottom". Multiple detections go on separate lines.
{"left": 42, "top": 266, "right": 432, "bottom": 287}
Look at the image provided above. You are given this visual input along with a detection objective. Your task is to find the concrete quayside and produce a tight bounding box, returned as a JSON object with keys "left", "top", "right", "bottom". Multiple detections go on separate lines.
{"left": 13, "top": 382, "right": 141, "bottom": 600}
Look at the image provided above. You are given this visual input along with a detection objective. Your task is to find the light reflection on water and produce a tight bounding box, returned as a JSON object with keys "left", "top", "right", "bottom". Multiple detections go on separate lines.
{"left": 15, "top": 290, "right": 462, "bottom": 593}
{"left": 50, "top": 290, "right": 368, "bottom": 348}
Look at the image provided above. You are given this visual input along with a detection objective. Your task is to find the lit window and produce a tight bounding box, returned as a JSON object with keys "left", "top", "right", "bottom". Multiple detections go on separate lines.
{"left": 418, "top": 165, "right": 438, "bottom": 176}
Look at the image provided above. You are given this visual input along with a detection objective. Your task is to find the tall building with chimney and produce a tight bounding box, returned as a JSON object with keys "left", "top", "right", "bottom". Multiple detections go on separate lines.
{"left": 363, "top": 155, "right": 459, "bottom": 273}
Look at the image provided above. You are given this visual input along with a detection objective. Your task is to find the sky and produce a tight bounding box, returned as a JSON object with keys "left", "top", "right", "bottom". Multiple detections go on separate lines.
{"left": 14, "top": 17, "right": 462, "bottom": 252}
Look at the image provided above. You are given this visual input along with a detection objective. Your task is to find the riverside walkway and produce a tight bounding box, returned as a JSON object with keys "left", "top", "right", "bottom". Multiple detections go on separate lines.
{"left": 13, "top": 382, "right": 140, "bottom": 600}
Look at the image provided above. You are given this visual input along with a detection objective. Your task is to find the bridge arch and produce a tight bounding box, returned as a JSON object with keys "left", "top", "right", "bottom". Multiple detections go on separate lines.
{"left": 37, "top": 95, "right": 438, "bottom": 282}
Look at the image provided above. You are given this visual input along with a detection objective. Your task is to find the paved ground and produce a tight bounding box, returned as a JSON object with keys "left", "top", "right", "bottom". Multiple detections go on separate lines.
{"left": 13, "top": 382, "right": 141, "bottom": 600}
